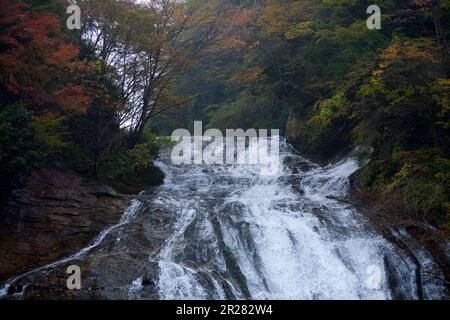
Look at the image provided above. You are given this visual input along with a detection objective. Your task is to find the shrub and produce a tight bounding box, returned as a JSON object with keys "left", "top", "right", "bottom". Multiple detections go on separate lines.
{"left": 97, "top": 128, "right": 163, "bottom": 191}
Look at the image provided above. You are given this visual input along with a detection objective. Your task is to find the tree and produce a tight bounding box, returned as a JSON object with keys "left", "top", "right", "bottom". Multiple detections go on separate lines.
{"left": 80, "top": 0, "right": 220, "bottom": 145}
{"left": 0, "top": 104, "right": 46, "bottom": 203}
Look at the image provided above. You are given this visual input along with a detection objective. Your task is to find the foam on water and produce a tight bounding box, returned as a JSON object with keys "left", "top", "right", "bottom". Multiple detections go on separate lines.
{"left": 0, "top": 141, "right": 446, "bottom": 300}
{"left": 154, "top": 140, "right": 447, "bottom": 300}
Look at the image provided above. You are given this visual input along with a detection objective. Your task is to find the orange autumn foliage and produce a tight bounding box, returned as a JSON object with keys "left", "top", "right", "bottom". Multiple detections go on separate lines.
{"left": 0, "top": 0, "right": 88, "bottom": 115}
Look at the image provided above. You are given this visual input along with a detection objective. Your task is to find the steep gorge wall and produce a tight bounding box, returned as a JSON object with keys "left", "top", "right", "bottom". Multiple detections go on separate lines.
{"left": 0, "top": 164, "right": 129, "bottom": 283}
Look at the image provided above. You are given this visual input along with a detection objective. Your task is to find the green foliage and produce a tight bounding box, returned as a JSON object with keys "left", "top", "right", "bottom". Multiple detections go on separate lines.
{"left": 24, "top": 0, "right": 68, "bottom": 18}
{"left": 0, "top": 104, "right": 47, "bottom": 200}
{"left": 384, "top": 150, "right": 450, "bottom": 228}
{"left": 98, "top": 150, "right": 135, "bottom": 183}
{"left": 0, "top": 0, "right": 174, "bottom": 201}
{"left": 98, "top": 128, "right": 163, "bottom": 189}
{"left": 35, "top": 116, "right": 71, "bottom": 157}
{"left": 175, "top": 0, "right": 450, "bottom": 234}
{"left": 434, "top": 79, "right": 450, "bottom": 130}
{"left": 129, "top": 129, "right": 160, "bottom": 172}
{"left": 305, "top": 91, "right": 349, "bottom": 145}
{"left": 1, "top": 0, "right": 449, "bottom": 235}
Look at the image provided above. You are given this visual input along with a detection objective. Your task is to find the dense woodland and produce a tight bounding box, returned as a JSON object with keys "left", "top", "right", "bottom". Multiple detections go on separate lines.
{"left": 0, "top": 0, "right": 449, "bottom": 235}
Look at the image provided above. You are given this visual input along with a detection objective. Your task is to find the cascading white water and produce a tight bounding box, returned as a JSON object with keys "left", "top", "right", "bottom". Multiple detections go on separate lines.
{"left": 0, "top": 199, "right": 142, "bottom": 299}
{"left": 0, "top": 140, "right": 447, "bottom": 300}
{"left": 154, "top": 140, "right": 447, "bottom": 300}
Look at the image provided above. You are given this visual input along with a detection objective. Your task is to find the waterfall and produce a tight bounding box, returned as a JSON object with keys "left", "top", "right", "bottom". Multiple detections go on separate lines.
{"left": 0, "top": 140, "right": 447, "bottom": 299}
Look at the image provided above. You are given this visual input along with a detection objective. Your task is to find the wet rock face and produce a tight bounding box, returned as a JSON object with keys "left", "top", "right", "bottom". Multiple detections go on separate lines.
{"left": 0, "top": 167, "right": 128, "bottom": 284}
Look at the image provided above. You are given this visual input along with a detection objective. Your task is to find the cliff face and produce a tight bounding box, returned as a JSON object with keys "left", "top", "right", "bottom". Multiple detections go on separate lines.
{"left": 286, "top": 114, "right": 449, "bottom": 293}
{"left": 0, "top": 164, "right": 129, "bottom": 283}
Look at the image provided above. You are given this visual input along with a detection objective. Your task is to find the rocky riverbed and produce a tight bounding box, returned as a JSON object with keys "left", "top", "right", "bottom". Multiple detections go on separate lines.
{"left": 0, "top": 164, "right": 130, "bottom": 295}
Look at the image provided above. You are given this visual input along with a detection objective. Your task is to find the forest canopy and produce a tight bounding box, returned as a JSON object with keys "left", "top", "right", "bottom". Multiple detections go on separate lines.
{"left": 0, "top": 0, "right": 449, "bottom": 235}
